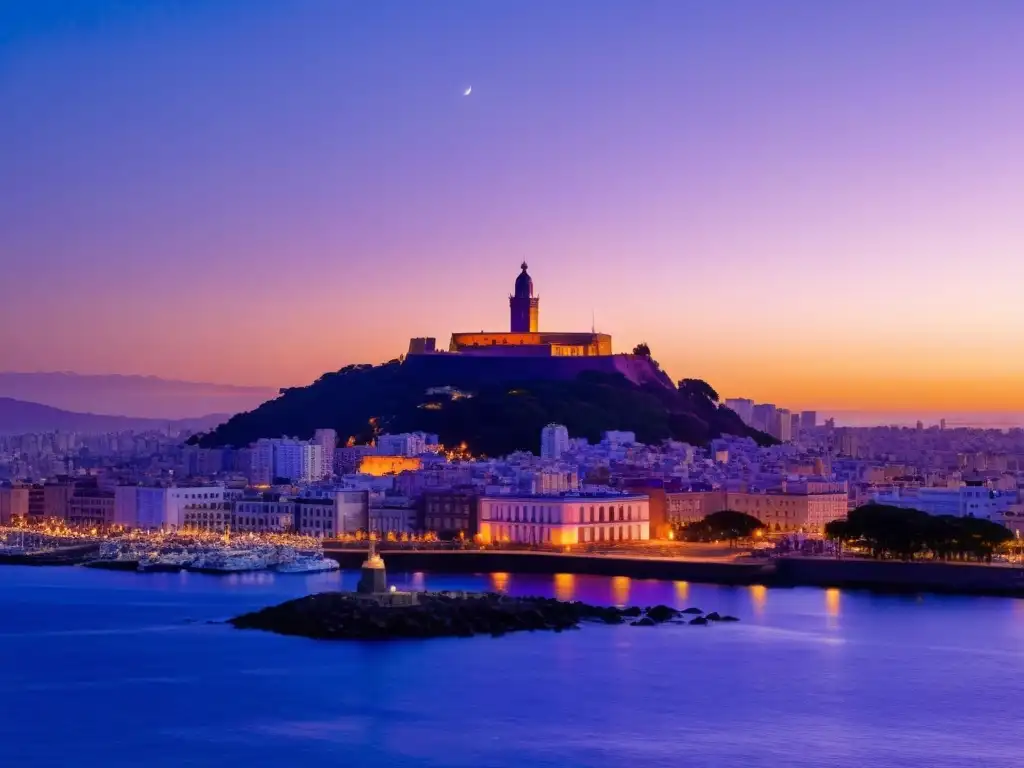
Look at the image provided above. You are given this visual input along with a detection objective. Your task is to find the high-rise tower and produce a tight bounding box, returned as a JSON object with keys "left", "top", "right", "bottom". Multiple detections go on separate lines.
{"left": 509, "top": 262, "right": 540, "bottom": 332}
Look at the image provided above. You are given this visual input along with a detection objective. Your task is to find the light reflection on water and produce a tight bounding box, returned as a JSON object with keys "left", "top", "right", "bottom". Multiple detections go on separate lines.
{"left": 749, "top": 584, "right": 767, "bottom": 615}
{"left": 674, "top": 580, "right": 689, "bottom": 602}
{"left": 2, "top": 567, "right": 1023, "bottom": 768}
{"left": 489, "top": 572, "right": 510, "bottom": 593}
{"left": 610, "top": 576, "right": 630, "bottom": 606}
{"left": 554, "top": 573, "right": 575, "bottom": 601}
{"left": 826, "top": 587, "right": 841, "bottom": 615}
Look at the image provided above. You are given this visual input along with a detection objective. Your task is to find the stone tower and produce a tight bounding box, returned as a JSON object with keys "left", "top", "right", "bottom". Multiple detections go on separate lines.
{"left": 509, "top": 262, "right": 539, "bottom": 333}
{"left": 357, "top": 540, "right": 387, "bottom": 594}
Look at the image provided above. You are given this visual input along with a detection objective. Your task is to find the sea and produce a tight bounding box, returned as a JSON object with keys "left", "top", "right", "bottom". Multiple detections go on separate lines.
{"left": 1, "top": 566, "right": 1021, "bottom": 768}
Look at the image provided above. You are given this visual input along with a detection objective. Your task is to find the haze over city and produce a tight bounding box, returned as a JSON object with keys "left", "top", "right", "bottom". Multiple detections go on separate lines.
{"left": 3, "top": 1, "right": 1023, "bottom": 422}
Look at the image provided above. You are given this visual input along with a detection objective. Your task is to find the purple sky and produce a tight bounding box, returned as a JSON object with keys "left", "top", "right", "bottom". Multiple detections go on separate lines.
{"left": 2, "top": 1, "right": 1023, "bottom": 413}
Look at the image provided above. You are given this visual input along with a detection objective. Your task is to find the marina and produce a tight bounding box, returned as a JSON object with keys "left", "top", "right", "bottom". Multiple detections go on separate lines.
{"left": 0, "top": 525, "right": 339, "bottom": 574}
{"left": 91, "top": 534, "right": 341, "bottom": 575}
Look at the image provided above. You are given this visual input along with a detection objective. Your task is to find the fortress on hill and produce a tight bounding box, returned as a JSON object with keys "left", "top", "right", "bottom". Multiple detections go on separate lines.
{"left": 406, "top": 264, "right": 671, "bottom": 389}
{"left": 408, "top": 262, "right": 612, "bottom": 358}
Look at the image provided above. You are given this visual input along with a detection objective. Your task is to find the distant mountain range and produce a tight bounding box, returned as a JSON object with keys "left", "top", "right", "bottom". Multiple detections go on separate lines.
{"left": 0, "top": 398, "right": 230, "bottom": 435}
{"left": 0, "top": 372, "right": 276, "bottom": 420}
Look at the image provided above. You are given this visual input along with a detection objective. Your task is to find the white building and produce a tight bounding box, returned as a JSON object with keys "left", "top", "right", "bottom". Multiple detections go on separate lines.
{"left": 540, "top": 423, "right": 570, "bottom": 459}
{"left": 273, "top": 440, "right": 304, "bottom": 482}
{"left": 300, "top": 443, "right": 324, "bottom": 483}
{"left": 230, "top": 496, "right": 294, "bottom": 533}
{"left": 772, "top": 409, "right": 792, "bottom": 442}
{"left": 250, "top": 438, "right": 325, "bottom": 483}
{"left": 799, "top": 411, "right": 817, "bottom": 431}
{"left": 334, "top": 490, "right": 370, "bottom": 535}
{"left": 294, "top": 491, "right": 369, "bottom": 537}
{"left": 250, "top": 440, "right": 275, "bottom": 486}
{"left": 725, "top": 398, "right": 754, "bottom": 425}
{"left": 369, "top": 501, "right": 418, "bottom": 535}
{"left": 479, "top": 493, "right": 650, "bottom": 545}
{"left": 182, "top": 502, "right": 232, "bottom": 532}
{"left": 314, "top": 429, "right": 337, "bottom": 479}
{"left": 870, "top": 483, "right": 1014, "bottom": 521}
{"left": 750, "top": 403, "right": 777, "bottom": 434}
{"left": 117, "top": 485, "right": 226, "bottom": 530}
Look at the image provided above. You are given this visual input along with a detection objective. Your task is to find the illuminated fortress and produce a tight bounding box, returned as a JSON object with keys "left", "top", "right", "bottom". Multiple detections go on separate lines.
{"left": 409, "top": 263, "right": 612, "bottom": 358}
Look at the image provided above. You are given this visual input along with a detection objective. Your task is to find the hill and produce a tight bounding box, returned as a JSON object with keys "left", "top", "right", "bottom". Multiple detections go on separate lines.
{"left": 0, "top": 398, "right": 229, "bottom": 435}
{"left": 191, "top": 355, "right": 773, "bottom": 455}
{"left": 0, "top": 372, "right": 275, "bottom": 420}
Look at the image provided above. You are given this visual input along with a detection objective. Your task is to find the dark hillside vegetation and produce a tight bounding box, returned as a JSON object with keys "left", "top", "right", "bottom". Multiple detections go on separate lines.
{"left": 193, "top": 357, "right": 773, "bottom": 455}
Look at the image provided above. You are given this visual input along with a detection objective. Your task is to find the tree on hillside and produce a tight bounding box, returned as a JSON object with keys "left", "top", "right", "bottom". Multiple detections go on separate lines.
{"left": 189, "top": 357, "right": 767, "bottom": 456}
{"left": 632, "top": 342, "right": 652, "bottom": 357}
{"left": 678, "top": 378, "right": 720, "bottom": 404}
{"left": 679, "top": 509, "right": 765, "bottom": 546}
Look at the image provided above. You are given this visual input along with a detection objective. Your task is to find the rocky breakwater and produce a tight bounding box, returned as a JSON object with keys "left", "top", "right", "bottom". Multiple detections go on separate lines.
{"left": 228, "top": 592, "right": 740, "bottom": 641}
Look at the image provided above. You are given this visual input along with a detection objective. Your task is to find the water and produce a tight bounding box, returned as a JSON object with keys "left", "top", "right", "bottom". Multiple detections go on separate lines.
{"left": 1, "top": 566, "right": 1022, "bottom": 768}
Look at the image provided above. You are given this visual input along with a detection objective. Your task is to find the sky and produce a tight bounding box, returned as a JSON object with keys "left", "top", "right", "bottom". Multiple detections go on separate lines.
{"left": 2, "top": 0, "right": 1023, "bottom": 416}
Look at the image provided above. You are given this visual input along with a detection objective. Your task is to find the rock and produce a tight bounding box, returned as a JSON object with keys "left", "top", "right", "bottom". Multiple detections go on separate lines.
{"left": 704, "top": 611, "right": 722, "bottom": 621}
{"left": 646, "top": 605, "right": 679, "bottom": 623}
{"left": 719, "top": 615, "right": 740, "bottom": 622}
{"left": 228, "top": 591, "right": 737, "bottom": 641}
{"left": 681, "top": 607, "right": 703, "bottom": 614}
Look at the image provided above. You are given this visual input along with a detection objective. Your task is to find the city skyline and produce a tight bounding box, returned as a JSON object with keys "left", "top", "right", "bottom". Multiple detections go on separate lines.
{"left": 3, "top": 1, "right": 1024, "bottom": 415}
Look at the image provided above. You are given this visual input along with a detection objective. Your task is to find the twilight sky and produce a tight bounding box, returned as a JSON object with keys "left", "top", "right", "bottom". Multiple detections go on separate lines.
{"left": 2, "top": 1, "right": 1023, "bottom": 414}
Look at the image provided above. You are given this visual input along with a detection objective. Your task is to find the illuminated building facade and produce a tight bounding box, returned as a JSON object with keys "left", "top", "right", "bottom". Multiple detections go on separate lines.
{"left": 661, "top": 484, "right": 849, "bottom": 534}
{"left": 358, "top": 455, "right": 423, "bottom": 476}
{"left": 478, "top": 493, "right": 650, "bottom": 545}
{"left": 0, "top": 484, "right": 29, "bottom": 525}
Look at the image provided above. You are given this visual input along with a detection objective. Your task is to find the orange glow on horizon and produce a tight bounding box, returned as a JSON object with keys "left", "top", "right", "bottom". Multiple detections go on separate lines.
{"left": 18, "top": 264, "right": 1024, "bottom": 417}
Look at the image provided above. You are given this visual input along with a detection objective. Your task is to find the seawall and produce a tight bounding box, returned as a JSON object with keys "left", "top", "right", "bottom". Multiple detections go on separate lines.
{"left": 325, "top": 549, "right": 1024, "bottom": 598}
{"left": 325, "top": 549, "right": 769, "bottom": 584}
{"left": 0, "top": 542, "right": 101, "bottom": 567}
{"left": 772, "top": 557, "right": 1024, "bottom": 597}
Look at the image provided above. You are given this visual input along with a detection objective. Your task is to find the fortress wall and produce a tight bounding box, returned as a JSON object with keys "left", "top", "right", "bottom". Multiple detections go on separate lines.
{"left": 611, "top": 355, "right": 676, "bottom": 388}
{"left": 402, "top": 352, "right": 674, "bottom": 390}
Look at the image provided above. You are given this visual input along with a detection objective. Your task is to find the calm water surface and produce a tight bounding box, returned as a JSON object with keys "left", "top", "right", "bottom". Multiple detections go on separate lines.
{"left": 0, "top": 566, "right": 1022, "bottom": 767}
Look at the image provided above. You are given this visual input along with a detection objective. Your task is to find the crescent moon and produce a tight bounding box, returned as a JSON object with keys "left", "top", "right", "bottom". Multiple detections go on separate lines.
{"left": 463, "top": 86, "right": 472, "bottom": 96}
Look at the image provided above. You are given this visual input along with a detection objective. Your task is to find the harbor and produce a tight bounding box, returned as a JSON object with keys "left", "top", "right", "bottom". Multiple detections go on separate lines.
{"left": 0, "top": 526, "right": 339, "bottom": 574}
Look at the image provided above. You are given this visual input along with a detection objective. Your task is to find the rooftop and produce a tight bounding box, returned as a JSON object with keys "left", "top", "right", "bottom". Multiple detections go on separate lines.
{"left": 480, "top": 491, "right": 649, "bottom": 501}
